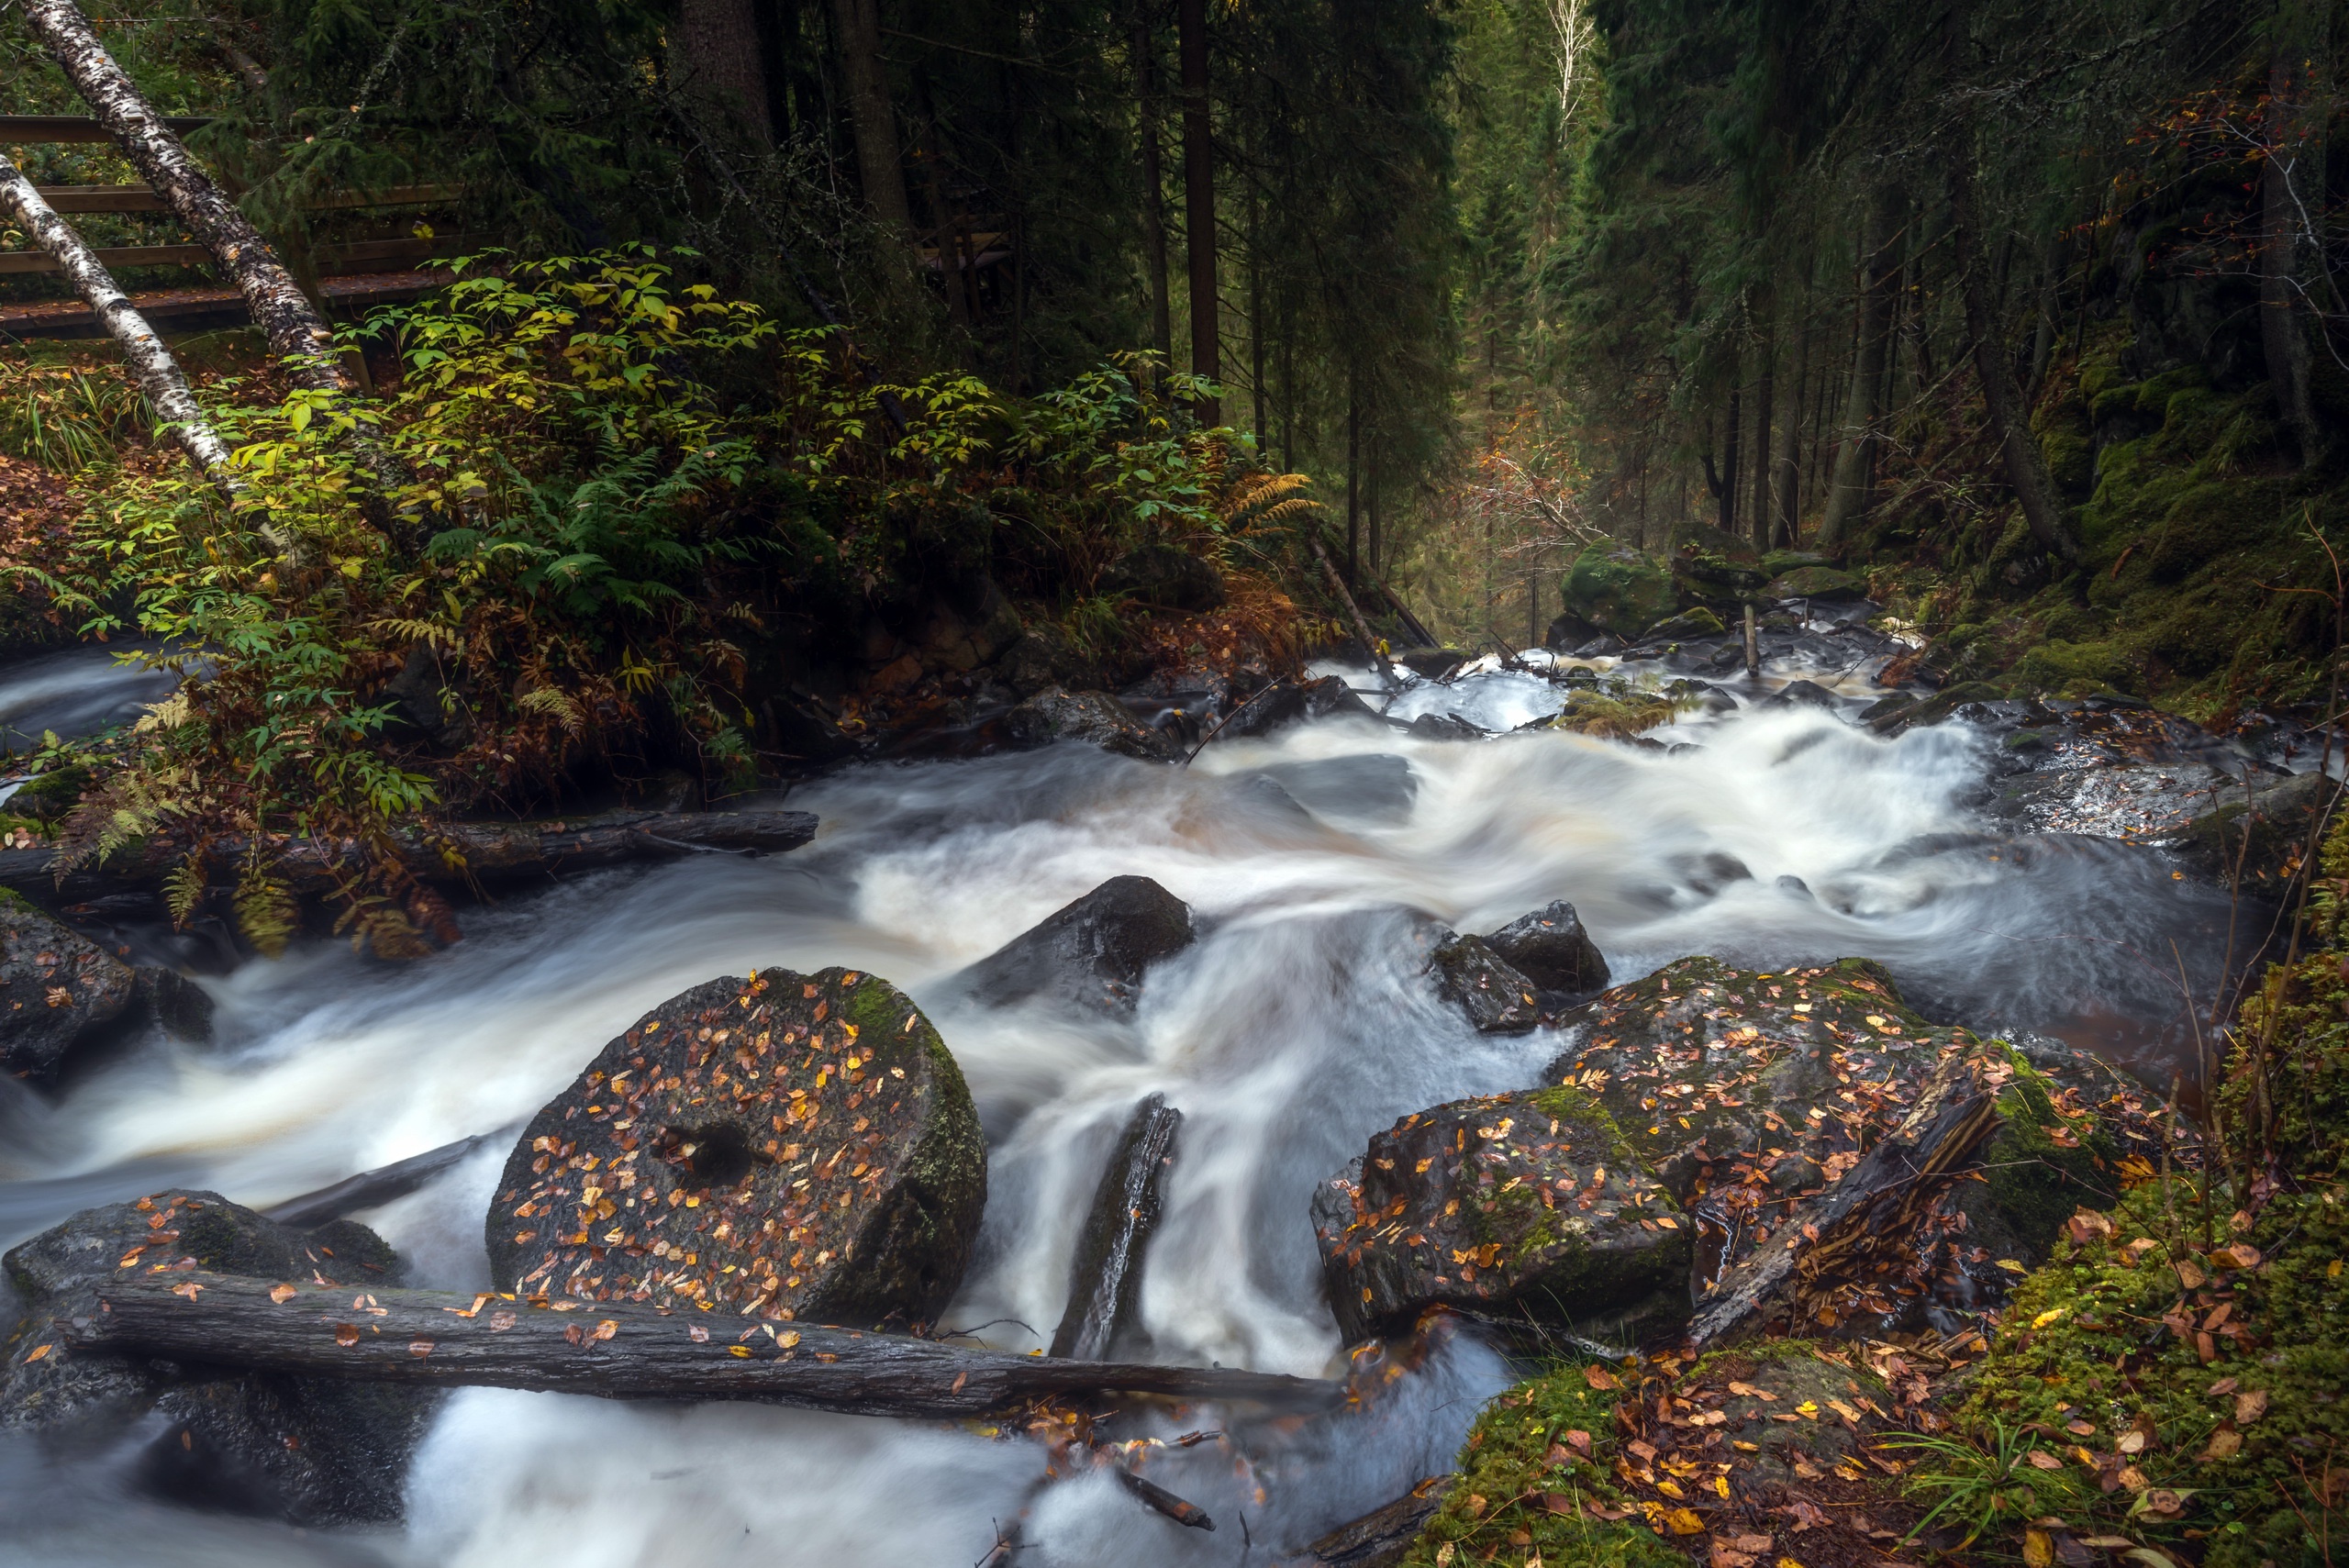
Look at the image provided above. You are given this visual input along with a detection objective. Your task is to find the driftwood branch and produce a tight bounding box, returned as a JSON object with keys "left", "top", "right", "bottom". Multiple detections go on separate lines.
{"left": 2, "top": 808, "right": 818, "bottom": 903}
{"left": 1051, "top": 1093, "right": 1181, "bottom": 1360}
{"left": 1682, "top": 1050, "right": 2002, "bottom": 1350}
{"left": 47, "top": 1272, "right": 1343, "bottom": 1419}
{"left": 1307, "top": 534, "right": 1396, "bottom": 685}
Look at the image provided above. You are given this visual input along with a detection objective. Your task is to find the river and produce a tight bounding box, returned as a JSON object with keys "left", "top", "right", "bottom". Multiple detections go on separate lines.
{"left": 0, "top": 635, "right": 2273, "bottom": 1566}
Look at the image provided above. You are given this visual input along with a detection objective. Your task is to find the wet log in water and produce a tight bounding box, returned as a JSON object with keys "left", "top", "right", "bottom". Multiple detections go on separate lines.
{"left": 0, "top": 808, "right": 818, "bottom": 904}
{"left": 1682, "top": 1048, "right": 2004, "bottom": 1350}
{"left": 48, "top": 1272, "right": 1341, "bottom": 1418}
{"left": 1051, "top": 1093, "right": 1182, "bottom": 1360}
{"left": 262, "top": 1133, "right": 502, "bottom": 1229}
{"left": 1295, "top": 1478, "right": 1455, "bottom": 1568}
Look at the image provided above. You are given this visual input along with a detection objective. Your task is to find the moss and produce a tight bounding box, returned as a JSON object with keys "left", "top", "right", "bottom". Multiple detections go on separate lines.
{"left": 1397, "top": 1363, "right": 1687, "bottom": 1568}
{"left": 1562, "top": 546, "right": 1679, "bottom": 638}
{"left": 2009, "top": 638, "right": 2141, "bottom": 698}
{"left": 2143, "top": 481, "right": 2282, "bottom": 583}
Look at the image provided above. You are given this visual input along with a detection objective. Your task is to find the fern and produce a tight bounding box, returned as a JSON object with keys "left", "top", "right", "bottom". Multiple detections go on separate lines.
{"left": 163, "top": 854, "right": 207, "bottom": 929}
{"left": 515, "top": 685, "right": 586, "bottom": 736}
{"left": 233, "top": 864, "right": 300, "bottom": 958}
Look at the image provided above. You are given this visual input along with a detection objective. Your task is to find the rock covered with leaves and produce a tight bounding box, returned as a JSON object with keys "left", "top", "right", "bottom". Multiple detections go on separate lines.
{"left": 485, "top": 966, "right": 985, "bottom": 1332}
{"left": 1, "top": 1189, "right": 432, "bottom": 1524}
{"left": 1481, "top": 900, "right": 1609, "bottom": 999}
{"left": 1313, "top": 1085, "right": 1693, "bottom": 1343}
{"left": 0, "top": 894, "right": 135, "bottom": 1081}
{"left": 1428, "top": 933, "right": 1543, "bottom": 1034}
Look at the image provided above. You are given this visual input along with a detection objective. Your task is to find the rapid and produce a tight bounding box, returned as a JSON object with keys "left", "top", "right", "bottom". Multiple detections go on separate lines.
{"left": 0, "top": 635, "right": 2280, "bottom": 1567}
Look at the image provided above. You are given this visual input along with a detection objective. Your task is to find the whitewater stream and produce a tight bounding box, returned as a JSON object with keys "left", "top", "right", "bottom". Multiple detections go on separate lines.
{"left": 0, "top": 635, "right": 2272, "bottom": 1567}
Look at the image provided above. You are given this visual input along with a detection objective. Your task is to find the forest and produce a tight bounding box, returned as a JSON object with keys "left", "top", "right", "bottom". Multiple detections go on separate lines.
{"left": 0, "top": 0, "right": 2344, "bottom": 1565}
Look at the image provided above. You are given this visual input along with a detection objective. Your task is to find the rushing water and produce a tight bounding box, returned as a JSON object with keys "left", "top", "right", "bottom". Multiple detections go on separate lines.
{"left": 0, "top": 641, "right": 2266, "bottom": 1567}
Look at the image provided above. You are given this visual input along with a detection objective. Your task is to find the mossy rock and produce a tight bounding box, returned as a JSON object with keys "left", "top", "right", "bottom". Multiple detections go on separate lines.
{"left": 1397, "top": 1363, "right": 1682, "bottom": 1568}
{"left": 1953, "top": 1047, "right": 2127, "bottom": 1266}
{"left": 1312, "top": 1085, "right": 1692, "bottom": 1343}
{"left": 1763, "top": 564, "right": 1867, "bottom": 600}
{"left": 486, "top": 966, "right": 986, "bottom": 1332}
{"left": 2009, "top": 638, "right": 2140, "bottom": 698}
{"left": 1758, "top": 549, "right": 1831, "bottom": 577}
{"left": 1562, "top": 546, "right": 1679, "bottom": 638}
{"left": 1642, "top": 606, "right": 1726, "bottom": 640}
{"left": 2040, "top": 428, "right": 2095, "bottom": 498}
{"left": 2143, "top": 480, "right": 2282, "bottom": 583}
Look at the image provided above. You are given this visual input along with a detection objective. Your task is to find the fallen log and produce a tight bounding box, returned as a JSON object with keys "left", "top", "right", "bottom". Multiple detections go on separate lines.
{"left": 1681, "top": 1047, "right": 2004, "bottom": 1351}
{"left": 1291, "top": 1477, "right": 1454, "bottom": 1568}
{"left": 1116, "top": 1467, "right": 1215, "bottom": 1530}
{"left": 263, "top": 1132, "right": 503, "bottom": 1229}
{"left": 1050, "top": 1093, "right": 1182, "bottom": 1359}
{"left": 0, "top": 808, "right": 818, "bottom": 905}
{"left": 46, "top": 1272, "right": 1342, "bottom": 1419}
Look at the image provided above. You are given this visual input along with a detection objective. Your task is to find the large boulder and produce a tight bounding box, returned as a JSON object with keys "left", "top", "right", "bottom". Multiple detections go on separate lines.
{"left": 993, "top": 625, "right": 1106, "bottom": 698}
{"left": 1764, "top": 564, "right": 1868, "bottom": 600}
{"left": 1101, "top": 544, "right": 1228, "bottom": 612}
{"left": 1004, "top": 686, "right": 1184, "bottom": 762}
{"left": 1559, "top": 546, "right": 1678, "bottom": 639}
{"left": 1481, "top": 901, "right": 1609, "bottom": 997}
{"left": 953, "top": 876, "right": 1196, "bottom": 1017}
{"left": 485, "top": 966, "right": 985, "bottom": 1333}
{"left": 0, "top": 895, "right": 136, "bottom": 1081}
{"left": 1, "top": 1190, "right": 432, "bottom": 1524}
{"left": 1313, "top": 1086, "right": 1693, "bottom": 1343}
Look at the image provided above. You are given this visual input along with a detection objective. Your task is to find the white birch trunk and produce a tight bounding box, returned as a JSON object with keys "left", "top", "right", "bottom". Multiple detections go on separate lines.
{"left": 0, "top": 150, "right": 240, "bottom": 493}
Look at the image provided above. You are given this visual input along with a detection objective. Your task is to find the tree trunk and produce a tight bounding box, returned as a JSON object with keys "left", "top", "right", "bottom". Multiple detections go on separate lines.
{"left": 1134, "top": 6, "right": 1174, "bottom": 371}
{"left": 1774, "top": 294, "right": 1810, "bottom": 547}
{"left": 1949, "top": 157, "right": 2081, "bottom": 563}
{"left": 1749, "top": 310, "right": 1776, "bottom": 552}
{"left": 2262, "top": 0, "right": 2321, "bottom": 463}
{"left": 1684, "top": 1049, "right": 2003, "bottom": 1349}
{"left": 1815, "top": 190, "right": 1903, "bottom": 549}
{"left": 0, "top": 153, "right": 239, "bottom": 494}
{"left": 676, "top": 0, "right": 773, "bottom": 146}
{"left": 46, "top": 1272, "right": 1342, "bottom": 1418}
{"left": 1177, "top": 0, "right": 1218, "bottom": 422}
{"left": 26, "top": 0, "right": 346, "bottom": 398}
{"left": 1718, "top": 384, "right": 1741, "bottom": 537}
{"left": 1345, "top": 385, "right": 1361, "bottom": 580}
{"left": 5, "top": 807, "right": 818, "bottom": 906}
{"left": 829, "top": 0, "right": 911, "bottom": 230}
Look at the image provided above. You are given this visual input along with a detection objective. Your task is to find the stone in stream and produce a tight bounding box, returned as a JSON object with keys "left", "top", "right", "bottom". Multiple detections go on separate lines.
{"left": 954, "top": 875, "right": 1196, "bottom": 1017}
{"left": 1312, "top": 1085, "right": 1694, "bottom": 1344}
{"left": 1003, "top": 685, "right": 1184, "bottom": 762}
{"left": 1049, "top": 1092, "right": 1182, "bottom": 1360}
{"left": 1480, "top": 900, "right": 1609, "bottom": 998}
{"left": 1428, "top": 933, "right": 1542, "bottom": 1033}
{"left": 0, "top": 895, "right": 137, "bottom": 1081}
{"left": 1218, "top": 675, "right": 1381, "bottom": 740}
{"left": 1543, "top": 955, "right": 2155, "bottom": 1297}
{"left": 485, "top": 967, "right": 985, "bottom": 1332}
{"left": 0, "top": 1190, "right": 435, "bottom": 1524}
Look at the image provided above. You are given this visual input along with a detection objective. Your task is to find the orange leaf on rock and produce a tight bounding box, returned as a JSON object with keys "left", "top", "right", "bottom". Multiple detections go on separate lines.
{"left": 267, "top": 1283, "right": 298, "bottom": 1304}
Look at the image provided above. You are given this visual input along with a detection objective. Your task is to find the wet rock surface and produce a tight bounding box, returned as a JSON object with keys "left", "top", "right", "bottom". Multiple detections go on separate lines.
{"left": 1050, "top": 1092, "right": 1182, "bottom": 1360}
{"left": 1004, "top": 686, "right": 1185, "bottom": 761}
{"left": 485, "top": 966, "right": 986, "bottom": 1332}
{"left": 1219, "top": 675, "right": 1382, "bottom": 740}
{"left": 1313, "top": 1085, "right": 1693, "bottom": 1343}
{"left": 0, "top": 896, "right": 135, "bottom": 1081}
{"left": 1, "top": 1190, "right": 432, "bottom": 1524}
{"left": 1481, "top": 901, "right": 1609, "bottom": 998}
{"left": 1429, "top": 934, "right": 1542, "bottom": 1033}
{"left": 954, "top": 875, "right": 1196, "bottom": 1016}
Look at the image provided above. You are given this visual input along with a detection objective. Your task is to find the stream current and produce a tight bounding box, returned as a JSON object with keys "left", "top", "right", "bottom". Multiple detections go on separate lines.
{"left": 0, "top": 639, "right": 2266, "bottom": 1567}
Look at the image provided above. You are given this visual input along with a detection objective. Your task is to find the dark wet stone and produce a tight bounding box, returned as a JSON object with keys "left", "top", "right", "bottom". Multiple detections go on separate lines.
{"left": 1408, "top": 712, "right": 1486, "bottom": 741}
{"left": 994, "top": 626, "right": 1105, "bottom": 698}
{"left": 1220, "top": 675, "right": 1382, "bottom": 740}
{"left": 1101, "top": 545, "right": 1227, "bottom": 611}
{"left": 1397, "top": 647, "right": 1473, "bottom": 679}
{"left": 1004, "top": 687, "right": 1183, "bottom": 762}
{"left": 1481, "top": 901, "right": 1608, "bottom": 996}
{"left": 956, "top": 876, "right": 1196, "bottom": 1017}
{"left": 1253, "top": 754, "right": 1418, "bottom": 822}
{"left": 1763, "top": 678, "right": 1841, "bottom": 710}
{"left": 487, "top": 966, "right": 986, "bottom": 1333}
{"left": 1, "top": 1190, "right": 434, "bottom": 1525}
{"left": 0, "top": 897, "right": 135, "bottom": 1082}
{"left": 1313, "top": 1086, "right": 1692, "bottom": 1343}
{"left": 1430, "top": 935, "right": 1542, "bottom": 1033}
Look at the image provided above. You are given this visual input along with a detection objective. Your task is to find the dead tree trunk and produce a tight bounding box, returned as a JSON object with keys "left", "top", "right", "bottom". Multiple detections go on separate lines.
{"left": 1051, "top": 1094, "right": 1182, "bottom": 1360}
{"left": 3, "top": 807, "right": 818, "bottom": 905}
{"left": 1134, "top": 3, "right": 1174, "bottom": 370}
{"left": 829, "top": 0, "right": 912, "bottom": 230}
{"left": 1748, "top": 306, "right": 1776, "bottom": 552}
{"left": 0, "top": 153, "right": 239, "bottom": 493}
{"left": 46, "top": 1272, "right": 1341, "bottom": 1418}
{"left": 1177, "top": 0, "right": 1219, "bottom": 423}
{"left": 1683, "top": 1049, "right": 2003, "bottom": 1349}
{"left": 1816, "top": 190, "right": 1903, "bottom": 549}
{"left": 1948, "top": 157, "right": 2081, "bottom": 564}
